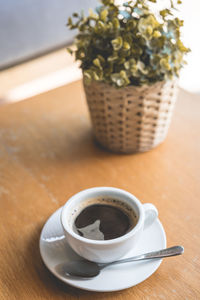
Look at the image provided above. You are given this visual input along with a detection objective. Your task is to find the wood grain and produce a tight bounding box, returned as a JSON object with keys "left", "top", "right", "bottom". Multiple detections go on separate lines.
{"left": 0, "top": 81, "right": 199, "bottom": 299}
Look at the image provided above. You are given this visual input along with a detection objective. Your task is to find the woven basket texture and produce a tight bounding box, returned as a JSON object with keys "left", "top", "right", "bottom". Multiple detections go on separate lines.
{"left": 84, "top": 80, "right": 178, "bottom": 153}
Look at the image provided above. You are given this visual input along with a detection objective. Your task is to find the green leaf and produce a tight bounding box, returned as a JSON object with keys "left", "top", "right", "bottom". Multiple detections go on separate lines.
{"left": 83, "top": 71, "right": 92, "bottom": 84}
{"left": 137, "top": 61, "right": 148, "bottom": 74}
{"left": 93, "top": 58, "right": 102, "bottom": 69}
{"left": 175, "top": 18, "right": 184, "bottom": 27}
{"left": 100, "top": 9, "right": 108, "bottom": 22}
{"left": 102, "top": 0, "right": 114, "bottom": 5}
{"left": 89, "top": 8, "right": 98, "bottom": 19}
{"left": 93, "top": 71, "right": 100, "bottom": 81}
{"left": 112, "top": 17, "right": 120, "bottom": 29}
{"left": 67, "top": 17, "right": 73, "bottom": 29}
{"left": 160, "top": 9, "right": 172, "bottom": 18}
{"left": 138, "top": 15, "right": 159, "bottom": 40}
{"left": 118, "top": 57, "right": 126, "bottom": 65}
{"left": 97, "top": 55, "right": 105, "bottom": 64}
{"left": 146, "top": 26, "right": 153, "bottom": 35}
{"left": 177, "top": 40, "right": 190, "bottom": 52}
{"left": 94, "top": 20, "right": 106, "bottom": 33}
{"left": 127, "top": 19, "right": 136, "bottom": 30}
{"left": 170, "top": 0, "right": 175, "bottom": 8}
{"left": 120, "top": 70, "right": 130, "bottom": 84}
{"left": 66, "top": 48, "right": 73, "bottom": 55}
{"left": 111, "top": 73, "right": 126, "bottom": 87}
{"left": 153, "top": 30, "right": 161, "bottom": 38}
{"left": 111, "top": 37, "right": 123, "bottom": 50}
{"left": 108, "top": 54, "right": 118, "bottom": 61}
{"left": 160, "top": 58, "right": 171, "bottom": 71}
{"left": 123, "top": 41, "right": 131, "bottom": 50}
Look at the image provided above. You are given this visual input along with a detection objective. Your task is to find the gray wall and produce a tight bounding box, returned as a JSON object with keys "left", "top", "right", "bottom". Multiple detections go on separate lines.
{"left": 0, "top": 0, "right": 98, "bottom": 69}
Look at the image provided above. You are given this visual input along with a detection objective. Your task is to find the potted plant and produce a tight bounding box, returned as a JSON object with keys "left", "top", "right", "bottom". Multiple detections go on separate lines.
{"left": 67, "top": 0, "right": 189, "bottom": 153}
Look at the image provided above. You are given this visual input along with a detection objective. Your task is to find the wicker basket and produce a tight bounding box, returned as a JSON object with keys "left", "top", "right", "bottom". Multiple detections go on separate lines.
{"left": 84, "top": 80, "right": 178, "bottom": 153}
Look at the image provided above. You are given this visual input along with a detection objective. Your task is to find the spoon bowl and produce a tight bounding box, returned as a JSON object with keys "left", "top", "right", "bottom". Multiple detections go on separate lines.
{"left": 55, "top": 260, "right": 100, "bottom": 278}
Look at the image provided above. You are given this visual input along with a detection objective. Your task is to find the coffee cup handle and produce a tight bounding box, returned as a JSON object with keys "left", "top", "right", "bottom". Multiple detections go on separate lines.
{"left": 143, "top": 203, "right": 158, "bottom": 229}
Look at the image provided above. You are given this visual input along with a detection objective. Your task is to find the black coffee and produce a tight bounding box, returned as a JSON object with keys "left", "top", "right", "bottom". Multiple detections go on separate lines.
{"left": 74, "top": 201, "right": 137, "bottom": 241}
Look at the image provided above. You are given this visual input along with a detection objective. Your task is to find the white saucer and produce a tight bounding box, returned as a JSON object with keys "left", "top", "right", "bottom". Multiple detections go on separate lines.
{"left": 39, "top": 207, "right": 166, "bottom": 292}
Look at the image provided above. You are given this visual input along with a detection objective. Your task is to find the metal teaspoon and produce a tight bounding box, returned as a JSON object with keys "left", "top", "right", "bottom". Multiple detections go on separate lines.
{"left": 55, "top": 245, "right": 184, "bottom": 278}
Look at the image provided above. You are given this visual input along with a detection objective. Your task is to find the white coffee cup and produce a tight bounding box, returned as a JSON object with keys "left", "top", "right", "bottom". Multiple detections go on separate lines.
{"left": 61, "top": 187, "right": 158, "bottom": 263}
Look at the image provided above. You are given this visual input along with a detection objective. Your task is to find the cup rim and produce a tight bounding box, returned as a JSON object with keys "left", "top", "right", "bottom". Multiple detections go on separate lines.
{"left": 60, "top": 187, "right": 144, "bottom": 245}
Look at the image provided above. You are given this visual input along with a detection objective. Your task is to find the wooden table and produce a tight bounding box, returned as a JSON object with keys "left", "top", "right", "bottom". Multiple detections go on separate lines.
{"left": 0, "top": 81, "right": 199, "bottom": 299}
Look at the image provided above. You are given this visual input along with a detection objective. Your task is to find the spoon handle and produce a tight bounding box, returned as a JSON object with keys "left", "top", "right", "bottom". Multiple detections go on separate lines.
{"left": 104, "top": 246, "right": 184, "bottom": 267}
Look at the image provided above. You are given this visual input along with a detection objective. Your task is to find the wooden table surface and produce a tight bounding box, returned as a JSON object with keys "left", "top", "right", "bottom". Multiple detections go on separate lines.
{"left": 0, "top": 81, "right": 199, "bottom": 299}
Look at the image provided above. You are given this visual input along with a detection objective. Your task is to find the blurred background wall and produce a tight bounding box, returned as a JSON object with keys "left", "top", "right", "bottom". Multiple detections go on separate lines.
{"left": 0, "top": 0, "right": 98, "bottom": 70}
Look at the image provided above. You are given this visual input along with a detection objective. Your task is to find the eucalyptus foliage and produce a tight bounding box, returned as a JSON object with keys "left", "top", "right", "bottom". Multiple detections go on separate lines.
{"left": 67, "top": 0, "right": 189, "bottom": 87}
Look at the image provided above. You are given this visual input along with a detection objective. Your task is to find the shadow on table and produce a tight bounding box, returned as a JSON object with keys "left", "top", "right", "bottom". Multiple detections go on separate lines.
{"left": 24, "top": 222, "right": 133, "bottom": 299}
{"left": 2, "top": 117, "right": 141, "bottom": 172}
